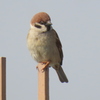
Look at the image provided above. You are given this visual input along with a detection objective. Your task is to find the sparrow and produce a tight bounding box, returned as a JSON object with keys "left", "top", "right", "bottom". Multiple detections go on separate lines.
{"left": 27, "top": 12, "right": 68, "bottom": 83}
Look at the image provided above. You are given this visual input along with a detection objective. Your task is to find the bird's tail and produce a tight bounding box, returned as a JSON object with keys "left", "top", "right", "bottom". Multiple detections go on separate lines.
{"left": 55, "top": 66, "right": 68, "bottom": 83}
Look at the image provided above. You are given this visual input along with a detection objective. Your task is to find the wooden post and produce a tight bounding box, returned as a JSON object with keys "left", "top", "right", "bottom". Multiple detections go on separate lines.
{"left": 0, "top": 57, "right": 6, "bottom": 100}
{"left": 37, "top": 63, "right": 49, "bottom": 100}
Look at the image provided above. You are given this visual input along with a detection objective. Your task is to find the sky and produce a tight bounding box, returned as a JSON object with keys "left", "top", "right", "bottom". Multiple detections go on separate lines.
{"left": 0, "top": 0, "right": 100, "bottom": 100}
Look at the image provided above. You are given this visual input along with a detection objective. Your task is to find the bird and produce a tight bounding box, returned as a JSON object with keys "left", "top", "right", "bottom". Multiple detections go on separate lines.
{"left": 27, "top": 12, "right": 68, "bottom": 83}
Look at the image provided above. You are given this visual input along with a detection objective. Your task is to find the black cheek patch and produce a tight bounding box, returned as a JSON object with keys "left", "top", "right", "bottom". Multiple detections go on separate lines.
{"left": 35, "top": 24, "right": 41, "bottom": 28}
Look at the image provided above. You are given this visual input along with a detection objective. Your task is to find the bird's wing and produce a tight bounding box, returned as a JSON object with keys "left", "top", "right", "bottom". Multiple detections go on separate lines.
{"left": 52, "top": 29, "right": 63, "bottom": 65}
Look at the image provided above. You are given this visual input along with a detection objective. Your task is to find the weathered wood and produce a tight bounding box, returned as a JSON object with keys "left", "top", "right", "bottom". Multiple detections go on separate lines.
{"left": 37, "top": 63, "right": 49, "bottom": 100}
{"left": 0, "top": 57, "right": 6, "bottom": 100}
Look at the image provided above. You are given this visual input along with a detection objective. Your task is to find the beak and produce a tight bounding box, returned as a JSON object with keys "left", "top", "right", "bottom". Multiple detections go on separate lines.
{"left": 46, "top": 21, "right": 52, "bottom": 26}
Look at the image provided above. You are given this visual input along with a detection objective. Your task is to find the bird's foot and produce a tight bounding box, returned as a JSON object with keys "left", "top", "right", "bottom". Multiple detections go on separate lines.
{"left": 41, "top": 61, "right": 50, "bottom": 71}
{"left": 36, "top": 61, "right": 50, "bottom": 72}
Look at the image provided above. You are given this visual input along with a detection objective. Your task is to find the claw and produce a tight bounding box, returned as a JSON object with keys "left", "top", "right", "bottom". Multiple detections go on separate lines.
{"left": 36, "top": 61, "right": 50, "bottom": 72}
{"left": 41, "top": 61, "right": 50, "bottom": 70}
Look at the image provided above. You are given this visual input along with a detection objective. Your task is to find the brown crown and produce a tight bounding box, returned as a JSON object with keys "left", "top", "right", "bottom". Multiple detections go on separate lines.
{"left": 30, "top": 12, "right": 51, "bottom": 25}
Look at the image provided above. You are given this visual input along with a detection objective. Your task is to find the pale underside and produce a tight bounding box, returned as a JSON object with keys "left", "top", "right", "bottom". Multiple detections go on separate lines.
{"left": 27, "top": 28, "right": 61, "bottom": 67}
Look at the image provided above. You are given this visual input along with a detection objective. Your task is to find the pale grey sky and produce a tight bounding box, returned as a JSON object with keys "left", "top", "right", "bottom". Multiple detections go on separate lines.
{"left": 0, "top": 0, "right": 100, "bottom": 100}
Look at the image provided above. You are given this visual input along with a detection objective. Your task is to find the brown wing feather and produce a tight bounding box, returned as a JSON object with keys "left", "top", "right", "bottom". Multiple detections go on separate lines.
{"left": 52, "top": 29, "right": 63, "bottom": 65}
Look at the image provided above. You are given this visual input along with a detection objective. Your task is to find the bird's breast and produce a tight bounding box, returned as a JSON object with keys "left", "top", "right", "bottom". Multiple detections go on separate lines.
{"left": 27, "top": 30, "right": 61, "bottom": 64}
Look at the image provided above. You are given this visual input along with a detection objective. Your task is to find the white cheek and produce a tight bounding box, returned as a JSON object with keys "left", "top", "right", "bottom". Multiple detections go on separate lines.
{"left": 41, "top": 25, "right": 47, "bottom": 32}
{"left": 30, "top": 24, "right": 47, "bottom": 33}
{"left": 30, "top": 24, "right": 34, "bottom": 28}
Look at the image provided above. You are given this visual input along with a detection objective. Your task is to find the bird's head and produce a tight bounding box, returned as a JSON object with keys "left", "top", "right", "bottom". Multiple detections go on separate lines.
{"left": 30, "top": 12, "right": 52, "bottom": 33}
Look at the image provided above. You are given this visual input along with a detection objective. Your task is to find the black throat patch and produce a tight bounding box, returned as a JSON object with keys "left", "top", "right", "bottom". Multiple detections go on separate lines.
{"left": 46, "top": 25, "right": 51, "bottom": 31}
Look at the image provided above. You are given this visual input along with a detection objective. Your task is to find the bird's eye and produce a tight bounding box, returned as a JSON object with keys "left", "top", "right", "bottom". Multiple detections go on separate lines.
{"left": 39, "top": 21, "right": 45, "bottom": 25}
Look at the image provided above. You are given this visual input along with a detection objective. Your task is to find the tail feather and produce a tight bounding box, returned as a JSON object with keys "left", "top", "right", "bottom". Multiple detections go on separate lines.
{"left": 56, "top": 66, "right": 68, "bottom": 83}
